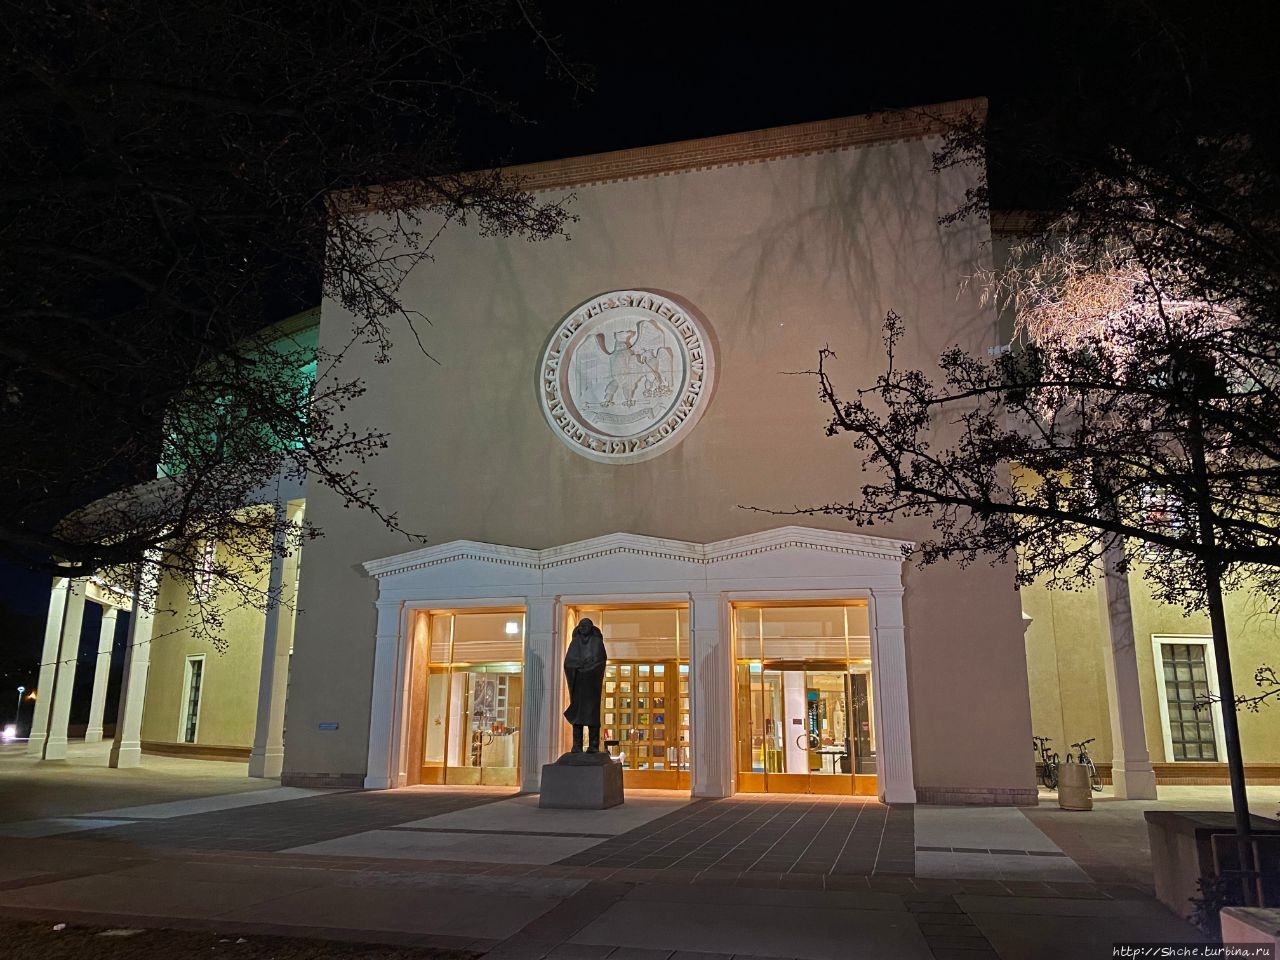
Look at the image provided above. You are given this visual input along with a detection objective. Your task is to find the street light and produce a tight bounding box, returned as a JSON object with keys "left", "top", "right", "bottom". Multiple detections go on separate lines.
{"left": 1, "top": 686, "right": 24, "bottom": 742}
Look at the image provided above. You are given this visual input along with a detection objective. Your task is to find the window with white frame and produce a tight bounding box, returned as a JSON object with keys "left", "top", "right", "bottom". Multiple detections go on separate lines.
{"left": 1151, "top": 636, "right": 1225, "bottom": 762}
{"left": 180, "top": 655, "right": 205, "bottom": 744}
{"left": 195, "top": 538, "right": 217, "bottom": 598}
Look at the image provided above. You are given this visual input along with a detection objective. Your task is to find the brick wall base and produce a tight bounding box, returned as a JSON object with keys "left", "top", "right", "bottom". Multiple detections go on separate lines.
{"left": 141, "top": 740, "right": 250, "bottom": 762}
{"left": 916, "top": 785, "right": 1039, "bottom": 806}
{"left": 1150, "top": 762, "right": 1280, "bottom": 785}
{"left": 1042, "top": 762, "right": 1280, "bottom": 786}
{"left": 280, "top": 772, "right": 366, "bottom": 789}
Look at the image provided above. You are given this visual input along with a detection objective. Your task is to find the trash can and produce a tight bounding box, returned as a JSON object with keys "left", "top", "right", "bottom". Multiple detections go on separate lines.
{"left": 1058, "top": 762, "right": 1093, "bottom": 811}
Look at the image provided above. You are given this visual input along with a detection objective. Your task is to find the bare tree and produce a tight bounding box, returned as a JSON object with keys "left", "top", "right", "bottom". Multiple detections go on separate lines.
{"left": 1, "top": 0, "right": 580, "bottom": 623}
{"left": 804, "top": 120, "right": 1278, "bottom": 894}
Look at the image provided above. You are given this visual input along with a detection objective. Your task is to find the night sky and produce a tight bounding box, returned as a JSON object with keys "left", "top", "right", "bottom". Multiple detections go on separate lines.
{"left": 459, "top": 1, "right": 1036, "bottom": 169}
{"left": 456, "top": 1, "right": 1276, "bottom": 199}
{"left": 3, "top": 1, "right": 1274, "bottom": 696}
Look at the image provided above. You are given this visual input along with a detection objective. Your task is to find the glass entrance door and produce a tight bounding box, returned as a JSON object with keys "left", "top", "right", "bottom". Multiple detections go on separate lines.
{"left": 568, "top": 605, "right": 690, "bottom": 789}
{"left": 419, "top": 611, "right": 524, "bottom": 786}
{"left": 734, "top": 605, "right": 877, "bottom": 795}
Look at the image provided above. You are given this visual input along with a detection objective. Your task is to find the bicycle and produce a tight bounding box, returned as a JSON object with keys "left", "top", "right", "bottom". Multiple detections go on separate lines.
{"left": 1033, "top": 735, "right": 1059, "bottom": 790}
{"left": 1067, "top": 737, "right": 1103, "bottom": 792}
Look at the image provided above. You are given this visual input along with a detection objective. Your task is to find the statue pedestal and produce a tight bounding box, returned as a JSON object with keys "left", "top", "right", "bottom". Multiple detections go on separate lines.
{"left": 539, "top": 753, "right": 624, "bottom": 809}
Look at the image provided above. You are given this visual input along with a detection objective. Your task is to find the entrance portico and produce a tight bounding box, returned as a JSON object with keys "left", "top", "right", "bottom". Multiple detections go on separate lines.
{"left": 362, "top": 526, "right": 916, "bottom": 803}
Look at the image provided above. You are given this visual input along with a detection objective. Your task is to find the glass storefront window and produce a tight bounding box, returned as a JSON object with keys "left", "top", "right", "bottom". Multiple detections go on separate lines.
{"left": 568, "top": 605, "right": 690, "bottom": 788}
{"left": 733, "top": 603, "right": 876, "bottom": 795}
{"left": 420, "top": 610, "right": 524, "bottom": 786}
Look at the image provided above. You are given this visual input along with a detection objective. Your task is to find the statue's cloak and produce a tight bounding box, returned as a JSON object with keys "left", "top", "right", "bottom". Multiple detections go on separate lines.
{"left": 563, "top": 619, "right": 607, "bottom": 726}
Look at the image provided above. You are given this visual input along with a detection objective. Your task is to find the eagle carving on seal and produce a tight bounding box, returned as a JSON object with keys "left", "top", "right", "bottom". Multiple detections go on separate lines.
{"left": 593, "top": 318, "right": 675, "bottom": 407}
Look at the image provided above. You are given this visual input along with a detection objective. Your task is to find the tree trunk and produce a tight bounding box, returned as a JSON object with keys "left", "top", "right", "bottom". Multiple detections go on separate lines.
{"left": 1186, "top": 390, "right": 1256, "bottom": 903}
{"left": 1203, "top": 559, "right": 1256, "bottom": 904}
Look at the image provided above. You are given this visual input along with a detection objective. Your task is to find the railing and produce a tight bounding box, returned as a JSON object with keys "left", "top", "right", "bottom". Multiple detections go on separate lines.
{"left": 1210, "top": 832, "right": 1279, "bottom": 907}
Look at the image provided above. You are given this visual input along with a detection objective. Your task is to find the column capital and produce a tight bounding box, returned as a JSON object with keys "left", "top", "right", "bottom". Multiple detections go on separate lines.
{"left": 869, "top": 585, "right": 905, "bottom": 599}
{"left": 373, "top": 599, "right": 404, "bottom": 643}
{"left": 526, "top": 595, "right": 559, "bottom": 615}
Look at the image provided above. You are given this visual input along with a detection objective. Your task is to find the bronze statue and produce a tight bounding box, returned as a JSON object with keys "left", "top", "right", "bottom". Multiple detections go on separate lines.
{"left": 563, "top": 617, "right": 607, "bottom": 753}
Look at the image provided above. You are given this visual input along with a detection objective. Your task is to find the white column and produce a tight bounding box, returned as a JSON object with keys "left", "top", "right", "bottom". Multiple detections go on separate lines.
{"left": 521, "top": 596, "right": 559, "bottom": 792}
{"left": 363, "top": 598, "right": 407, "bottom": 789}
{"left": 110, "top": 560, "right": 158, "bottom": 769}
{"left": 249, "top": 511, "right": 292, "bottom": 779}
{"left": 691, "top": 591, "right": 733, "bottom": 798}
{"left": 1098, "top": 540, "right": 1158, "bottom": 799}
{"left": 27, "top": 577, "right": 70, "bottom": 756}
{"left": 83, "top": 607, "right": 118, "bottom": 743}
{"left": 43, "top": 580, "right": 87, "bottom": 760}
{"left": 869, "top": 587, "right": 917, "bottom": 803}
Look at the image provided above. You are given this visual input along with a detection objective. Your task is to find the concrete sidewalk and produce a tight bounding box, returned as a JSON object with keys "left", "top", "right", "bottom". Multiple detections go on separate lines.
{"left": 0, "top": 750, "right": 1263, "bottom": 959}
{"left": 1025, "top": 784, "right": 1280, "bottom": 887}
{"left": 0, "top": 741, "right": 273, "bottom": 823}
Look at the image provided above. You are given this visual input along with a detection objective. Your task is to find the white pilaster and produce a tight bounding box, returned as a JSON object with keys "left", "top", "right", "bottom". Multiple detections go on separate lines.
{"left": 691, "top": 591, "right": 733, "bottom": 798}
{"left": 249, "top": 511, "right": 293, "bottom": 779}
{"left": 43, "top": 580, "right": 87, "bottom": 760}
{"left": 83, "top": 607, "right": 118, "bottom": 743}
{"left": 109, "top": 560, "right": 158, "bottom": 769}
{"left": 521, "top": 596, "right": 560, "bottom": 792}
{"left": 27, "top": 577, "right": 70, "bottom": 756}
{"left": 869, "top": 587, "right": 916, "bottom": 803}
{"left": 1098, "top": 540, "right": 1158, "bottom": 799}
{"left": 363, "top": 599, "right": 407, "bottom": 789}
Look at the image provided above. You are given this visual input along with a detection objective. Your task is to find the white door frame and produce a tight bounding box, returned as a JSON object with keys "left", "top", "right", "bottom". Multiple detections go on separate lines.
{"left": 361, "top": 526, "right": 915, "bottom": 802}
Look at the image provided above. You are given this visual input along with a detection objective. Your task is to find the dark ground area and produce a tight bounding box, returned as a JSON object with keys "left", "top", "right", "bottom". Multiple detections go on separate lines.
{"left": 0, "top": 918, "right": 476, "bottom": 960}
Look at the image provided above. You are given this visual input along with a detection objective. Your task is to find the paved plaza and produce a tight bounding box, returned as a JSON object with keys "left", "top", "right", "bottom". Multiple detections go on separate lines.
{"left": 1, "top": 743, "right": 1275, "bottom": 959}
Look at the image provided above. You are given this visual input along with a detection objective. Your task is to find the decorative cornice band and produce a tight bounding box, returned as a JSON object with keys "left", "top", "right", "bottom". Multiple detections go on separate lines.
{"left": 501, "top": 99, "right": 985, "bottom": 194}
{"left": 364, "top": 526, "right": 914, "bottom": 581}
{"left": 375, "top": 551, "right": 542, "bottom": 578}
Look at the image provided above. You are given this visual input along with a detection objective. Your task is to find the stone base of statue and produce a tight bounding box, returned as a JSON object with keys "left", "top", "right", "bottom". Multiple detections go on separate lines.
{"left": 539, "top": 751, "right": 624, "bottom": 809}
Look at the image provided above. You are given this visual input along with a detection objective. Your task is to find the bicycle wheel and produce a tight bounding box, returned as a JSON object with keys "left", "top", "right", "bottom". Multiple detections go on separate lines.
{"left": 1044, "top": 761, "right": 1058, "bottom": 791}
{"left": 1083, "top": 758, "right": 1102, "bottom": 792}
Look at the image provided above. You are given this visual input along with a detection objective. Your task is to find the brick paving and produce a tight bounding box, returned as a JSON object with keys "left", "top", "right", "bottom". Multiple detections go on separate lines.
{"left": 903, "top": 891, "right": 1003, "bottom": 960}
{"left": 19, "top": 785, "right": 1162, "bottom": 902}
{"left": 0, "top": 776, "right": 1210, "bottom": 959}
{"left": 36, "top": 788, "right": 917, "bottom": 878}
{"left": 556, "top": 796, "right": 915, "bottom": 876}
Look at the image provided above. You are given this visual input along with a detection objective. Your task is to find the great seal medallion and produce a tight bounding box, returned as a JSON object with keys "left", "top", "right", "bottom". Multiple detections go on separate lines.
{"left": 538, "top": 290, "right": 715, "bottom": 463}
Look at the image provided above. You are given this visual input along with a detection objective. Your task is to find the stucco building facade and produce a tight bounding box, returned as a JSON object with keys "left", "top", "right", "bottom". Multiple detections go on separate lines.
{"left": 280, "top": 100, "right": 1034, "bottom": 803}
{"left": 27, "top": 100, "right": 1278, "bottom": 800}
